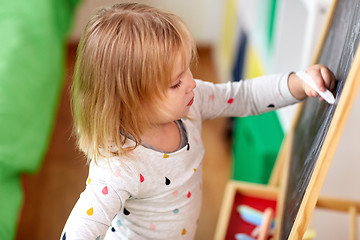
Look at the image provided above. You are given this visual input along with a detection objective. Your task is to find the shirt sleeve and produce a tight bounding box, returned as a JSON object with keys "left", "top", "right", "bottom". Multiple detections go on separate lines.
{"left": 192, "top": 73, "right": 299, "bottom": 120}
{"left": 60, "top": 161, "right": 138, "bottom": 240}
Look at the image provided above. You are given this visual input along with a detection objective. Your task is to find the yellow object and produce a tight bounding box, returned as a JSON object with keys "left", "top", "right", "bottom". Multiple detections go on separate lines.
{"left": 303, "top": 229, "right": 317, "bottom": 239}
{"left": 244, "top": 45, "right": 266, "bottom": 79}
{"left": 87, "top": 207, "right": 94, "bottom": 216}
{"left": 219, "top": 0, "right": 238, "bottom": 78}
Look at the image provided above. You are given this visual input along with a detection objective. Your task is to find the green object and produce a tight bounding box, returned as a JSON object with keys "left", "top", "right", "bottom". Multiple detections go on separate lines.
{"left": 0, "top": 172, "right": 22, "bottom": 240}
{"left": 255, "top": 0, "right": 278, "bottom": 51}
{"left": 253, "top": 0, "right": 278, "bottom": 71}
{"left": 232, "top": 111, "right": 284, "bottom": 184}
{"left": 0, "top": 0, "right": 80, "bottom": 239}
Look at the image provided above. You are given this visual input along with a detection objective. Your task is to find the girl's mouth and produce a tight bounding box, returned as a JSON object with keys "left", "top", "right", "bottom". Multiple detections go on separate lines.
{"left": 187, "top": 97, "right": 194, "bottom": 107}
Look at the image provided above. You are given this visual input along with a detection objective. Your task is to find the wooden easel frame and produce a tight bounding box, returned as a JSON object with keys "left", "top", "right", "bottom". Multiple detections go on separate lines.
{"left": 275, "top": 0, "right": 360, "bottom": 239}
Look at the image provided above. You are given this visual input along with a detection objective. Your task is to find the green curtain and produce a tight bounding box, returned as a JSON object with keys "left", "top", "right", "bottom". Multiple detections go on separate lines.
{"left": 0, "top": 0, "right": 80, "bottom": 239}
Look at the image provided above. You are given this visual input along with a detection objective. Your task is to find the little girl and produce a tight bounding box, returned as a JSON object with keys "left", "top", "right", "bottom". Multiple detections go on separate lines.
{"left": 61, "top": 3, "right": 335, "bottom": 240}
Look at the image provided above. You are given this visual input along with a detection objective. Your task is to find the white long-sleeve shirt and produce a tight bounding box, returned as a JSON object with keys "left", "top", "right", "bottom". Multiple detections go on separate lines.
{"left": 61, "top": 73, "right": 298, "bottom": 240}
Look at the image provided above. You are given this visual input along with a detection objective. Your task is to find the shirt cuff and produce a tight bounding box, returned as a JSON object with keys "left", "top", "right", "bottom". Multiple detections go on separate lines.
{"left": 279, "top": 72, "right": 300, "bottom": 104}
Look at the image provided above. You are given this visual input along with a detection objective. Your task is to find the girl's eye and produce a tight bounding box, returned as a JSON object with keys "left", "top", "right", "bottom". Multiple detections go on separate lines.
{"left": 170, "top": 80, "right": 182, "bottom": 89}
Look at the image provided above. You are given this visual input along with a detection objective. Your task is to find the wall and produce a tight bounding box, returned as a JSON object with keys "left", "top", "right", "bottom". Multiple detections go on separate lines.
{"left": 69, "top": 0, "right": 224, "bottom": 46}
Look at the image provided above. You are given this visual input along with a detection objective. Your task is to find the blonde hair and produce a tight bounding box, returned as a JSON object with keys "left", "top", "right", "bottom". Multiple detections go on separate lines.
{"left": 71, "top": 3, "right": 197, "bottom": 163}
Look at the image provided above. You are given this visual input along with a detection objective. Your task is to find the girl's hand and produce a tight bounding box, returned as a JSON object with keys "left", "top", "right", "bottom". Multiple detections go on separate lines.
{"left": 288, "top": 64, "right": 336, "bottom": 101}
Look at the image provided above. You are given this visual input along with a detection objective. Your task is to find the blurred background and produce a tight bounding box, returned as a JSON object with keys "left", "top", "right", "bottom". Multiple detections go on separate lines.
{"left": 1, "top": 0, "right": 360, "bottom": 239}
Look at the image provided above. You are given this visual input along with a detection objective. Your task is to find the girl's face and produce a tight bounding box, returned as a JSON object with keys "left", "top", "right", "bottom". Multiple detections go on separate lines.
{"left": 155, "top": 51, "right": 196, "bottom": 124}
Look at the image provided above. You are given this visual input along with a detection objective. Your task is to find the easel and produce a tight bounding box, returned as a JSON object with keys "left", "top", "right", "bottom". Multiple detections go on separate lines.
{"left": 215, "top": 0, "right": 360, "bottom": 239}
{"left": 275, "top": 0, "right": 360, "bottom": 238}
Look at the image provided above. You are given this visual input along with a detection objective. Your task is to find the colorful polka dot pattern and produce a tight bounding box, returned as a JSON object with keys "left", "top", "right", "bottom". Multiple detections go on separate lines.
{"left": 80, "top": 144, "right": 199, "bottom": 238}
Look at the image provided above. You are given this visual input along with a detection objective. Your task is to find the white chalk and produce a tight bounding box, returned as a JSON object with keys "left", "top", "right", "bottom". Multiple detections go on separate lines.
{"left": 296, "top": 71, "right": 335, "bottom": 104}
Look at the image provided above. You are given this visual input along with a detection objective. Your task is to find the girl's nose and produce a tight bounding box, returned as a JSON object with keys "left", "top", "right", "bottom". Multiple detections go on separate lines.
{"left": 187, "top": 71, "right": 196, "bottom": 92}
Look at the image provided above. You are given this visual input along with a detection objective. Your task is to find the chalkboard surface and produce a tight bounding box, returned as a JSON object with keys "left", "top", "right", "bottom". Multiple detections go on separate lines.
{"left": 280, "top": 0, "right": 360, "bottom": 239}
